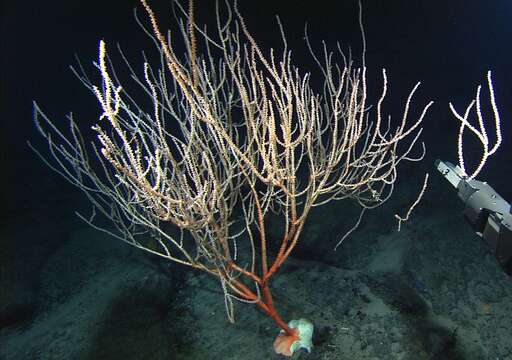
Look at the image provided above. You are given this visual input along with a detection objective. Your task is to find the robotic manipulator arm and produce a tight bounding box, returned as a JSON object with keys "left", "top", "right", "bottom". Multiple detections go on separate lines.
{"left": 436, "top": 159, "right": 512, "bottom": 276}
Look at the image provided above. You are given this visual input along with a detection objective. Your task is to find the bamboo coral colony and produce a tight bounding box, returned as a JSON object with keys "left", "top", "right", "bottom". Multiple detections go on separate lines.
{"left": 32, "top": 0, "right": 432, "bottom": 356}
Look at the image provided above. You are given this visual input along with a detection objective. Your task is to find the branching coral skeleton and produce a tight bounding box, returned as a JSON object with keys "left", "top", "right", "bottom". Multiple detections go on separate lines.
{"left": 31, "top": 0, "right": 433, "bottom": 355}
{"left": 449, "top": 71, "right": 502, "bottom": 180}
